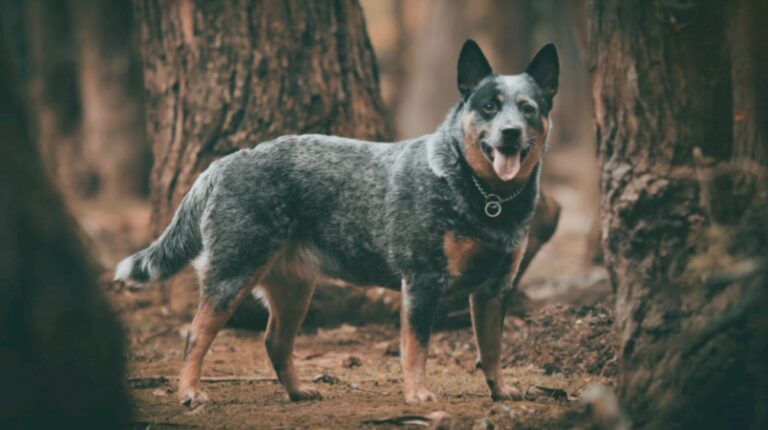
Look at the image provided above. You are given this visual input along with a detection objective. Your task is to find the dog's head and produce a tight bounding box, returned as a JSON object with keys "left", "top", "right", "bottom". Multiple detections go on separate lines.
{"left": 456, "top": 40, "right": 558, "bottom": 183}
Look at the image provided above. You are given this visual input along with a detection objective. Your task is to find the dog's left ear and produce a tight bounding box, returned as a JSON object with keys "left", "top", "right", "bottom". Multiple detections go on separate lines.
{"left": 526, "top": 44, "right": 559, "bottom": 100}
{"left": 457, "top": 39, "right": 493, "bottom": 101}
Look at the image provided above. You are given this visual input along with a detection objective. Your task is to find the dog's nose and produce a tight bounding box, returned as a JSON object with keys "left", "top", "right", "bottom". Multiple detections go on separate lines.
{"left": 501, "top": 127, "right": 522, "bottom": 141}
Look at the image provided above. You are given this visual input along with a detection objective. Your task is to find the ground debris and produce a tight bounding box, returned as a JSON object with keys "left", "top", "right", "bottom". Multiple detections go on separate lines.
{"left": 114, "top": 272, "right": 616, "bottom": 429}
{"left": 129, "top": 376, "right": 169, "bottom": 389}
{"left": 504, "top": 294, "right": 617, "bottom": 377}
{"left": 384, "top": 341, "right": 400, "bottom": 356}
{"left": 523, "top": 385, "right": 576, "bottom": 402}
{"left": 363, "top": 411, "right": 452, "bottom": 428}
{"left": 313, "top": 373, "right": 341, "bottom": 384}
{"left": 472, "top": 404, "right": 516, "bottom": 429}
{"left": 342, "top": 355, "right": 363, "bottom": 368}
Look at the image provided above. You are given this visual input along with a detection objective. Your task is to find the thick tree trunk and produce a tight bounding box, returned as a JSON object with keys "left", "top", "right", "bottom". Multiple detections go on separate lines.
{"left": 591, "top": 1, "right": 768, "bottom": 428}
{"left": 0, "top": 32, "right": 130, "bottom": 429}
{"left": 132, "top": 0, "right": 390, "bottom": 315}
{"left": 134, "top": 0, "right": 390, "bottom": 234}
{"left": 69, "top": 0, "right": 150, "bottom": 199}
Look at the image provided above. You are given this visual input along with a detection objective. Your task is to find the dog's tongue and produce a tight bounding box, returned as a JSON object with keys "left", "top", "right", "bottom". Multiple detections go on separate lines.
{"left": 492, "top": 148, "right": 521, "bottom": 181}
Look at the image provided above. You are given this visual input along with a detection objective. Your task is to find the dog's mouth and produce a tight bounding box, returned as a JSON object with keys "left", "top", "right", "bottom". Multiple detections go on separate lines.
{"left": 480, "top": 141, "right": 531, "bottom": 181}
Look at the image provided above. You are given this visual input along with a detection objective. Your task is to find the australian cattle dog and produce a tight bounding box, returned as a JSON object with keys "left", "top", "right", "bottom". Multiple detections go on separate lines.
{"left": 115, "top": 40, "right": 560, "bottom": 406}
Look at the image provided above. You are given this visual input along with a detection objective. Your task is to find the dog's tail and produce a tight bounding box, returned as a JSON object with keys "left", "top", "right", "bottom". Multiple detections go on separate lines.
{"left": 114, "top": 167, "right": 217, "bottom": 285}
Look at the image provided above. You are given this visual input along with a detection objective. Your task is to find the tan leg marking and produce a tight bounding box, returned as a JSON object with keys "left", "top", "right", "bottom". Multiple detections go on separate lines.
{"left": 261, "top": 260, "right": 321, "bottom": 402}
{"left": 443, "top": 232, "right": 485, "bottom": 277}
{"left": 179, "top": 286, "right": 253, "bottom": 407}
{"left": 400, "top": 296, "right": 436, "bottom": 404}
{"left": 470, "top": 293, "right": 521, "bottom": 401}
{"left": 469, "top": 239, "right": 527, "bottom": 401}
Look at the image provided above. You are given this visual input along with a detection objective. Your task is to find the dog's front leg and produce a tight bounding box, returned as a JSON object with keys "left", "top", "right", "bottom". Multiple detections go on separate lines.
{"left": 469, "top": 291, "right": 522, "bottom": 401}
{"left": 400, "top": 275, "right": 442, "bottom": 403}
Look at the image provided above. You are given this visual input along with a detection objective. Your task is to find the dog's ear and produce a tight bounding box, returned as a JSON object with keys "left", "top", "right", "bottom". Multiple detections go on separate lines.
{"left": 526, "top": 43, "right": 559, "bottom": 100}
{"left": 457, "top": 39, "right": 493, "bottom": 101}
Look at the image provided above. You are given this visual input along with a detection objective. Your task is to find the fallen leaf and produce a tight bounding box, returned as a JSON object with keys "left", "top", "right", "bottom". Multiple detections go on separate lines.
{"left": 524, "top": 385, "right": 574, "bottom": 402}
{"left": 342, "top": 355, "right": 362, "bottom": 368}
{"left": 473, "top": 404, "right": 516, "bottom": 429}
{"left": 313, "top": 374, "right": 340, "bottom": 384}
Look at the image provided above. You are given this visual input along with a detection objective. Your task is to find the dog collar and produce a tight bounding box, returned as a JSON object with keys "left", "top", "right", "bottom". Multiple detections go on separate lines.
{"left": 470, "top": 174, "right": 527, "bottom": 218}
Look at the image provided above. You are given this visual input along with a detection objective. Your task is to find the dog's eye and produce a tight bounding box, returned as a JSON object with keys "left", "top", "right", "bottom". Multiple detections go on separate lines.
{"left": 521, "top": 103, "right": 536, "bottom": 115}
{"left": 482, "top": 103, "right": 498, "bottom": 114}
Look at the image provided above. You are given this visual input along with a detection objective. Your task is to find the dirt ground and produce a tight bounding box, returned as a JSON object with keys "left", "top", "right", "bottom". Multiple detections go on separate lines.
{"left": 82, "top": 139, "right": 613, "bottom": 429}
{"left": 108, "top": 278, "right": 614, "bottom": 430}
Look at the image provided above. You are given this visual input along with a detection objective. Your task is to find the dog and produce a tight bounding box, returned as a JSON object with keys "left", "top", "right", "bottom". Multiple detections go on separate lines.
{"left": 115, "top": 39, "right": 559, "bottom": 406}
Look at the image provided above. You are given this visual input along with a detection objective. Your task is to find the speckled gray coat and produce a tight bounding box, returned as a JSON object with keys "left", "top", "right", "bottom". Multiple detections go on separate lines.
{"left": 116, "top": 41, "right": 557, "bottom": 345}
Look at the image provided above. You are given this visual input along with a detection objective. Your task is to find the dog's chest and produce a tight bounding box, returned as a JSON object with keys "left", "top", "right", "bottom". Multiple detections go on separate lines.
{"left": 442, "top": 232, "right": 520, "bottom": 294}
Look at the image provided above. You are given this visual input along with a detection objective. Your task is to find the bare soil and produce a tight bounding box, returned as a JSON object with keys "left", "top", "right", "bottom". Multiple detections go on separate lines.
{"left": 104, "top": 277, "right": 615, "bottom": 429}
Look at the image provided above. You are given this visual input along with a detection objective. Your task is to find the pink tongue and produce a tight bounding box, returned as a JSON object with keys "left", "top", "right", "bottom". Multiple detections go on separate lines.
{"left": 492, "top": 148, "right": 521, "bottom": 181}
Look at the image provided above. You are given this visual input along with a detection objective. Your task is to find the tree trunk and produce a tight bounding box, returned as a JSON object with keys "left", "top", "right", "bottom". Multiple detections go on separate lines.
{"left": 395, "top": 0, "right": 468, "bottom": 138}
{"left": 132, "top": 0, "right": 390, "bottom": 315}
{"left": 23, "top": 0, "right": 88, "bottom": 198}
{"left": 69, "top": 0, "right": 150, "bottom": 200}
{"left": 0, "top": 31, "right": 130, "bottom": 429}
{"left": 591, "top": 1, "right": 768, "bottom": 428}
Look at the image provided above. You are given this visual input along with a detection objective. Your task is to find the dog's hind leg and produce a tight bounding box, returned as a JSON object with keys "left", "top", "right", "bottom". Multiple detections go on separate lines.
{"left": 178, "top": 237, "right": 278, "bottom": 408}
{"left": 260, "top": 271, "right": 320, "bottom": 401}
{"left": 178, "top": 271, "right": 256, "bottom": 408}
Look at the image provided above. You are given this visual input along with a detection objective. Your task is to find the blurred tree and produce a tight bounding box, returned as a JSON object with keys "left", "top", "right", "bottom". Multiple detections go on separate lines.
{"left": 5, "top": 0, "right": 150, "bottom": 200}
{"left": 131, "top": 0, "right": 391, "bottom": 314}
{"left": 591, "top": 0, "right": 768, "bottom": 428}
{"left": 395, "top": 0, "right": 466, "bottom": 138}
{"left": 69, "top": 0, "right": 150, "bottom": 199}
{"left": 22, "top": 0, "right": 87, "bottom": 198}
{"left": 0, "top": 29, "right": 131, "bottom": 429}
{"left": 486, "top": 0, "right": 534, "bottom": 77}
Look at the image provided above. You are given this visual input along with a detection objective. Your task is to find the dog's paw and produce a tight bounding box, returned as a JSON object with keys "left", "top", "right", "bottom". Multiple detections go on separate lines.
{"left": 490, "top": 385, "right": 522, "bottom": 402}
{"left": 288, "top": 386, "right": 323, "bottom": 402}
{"left": 179, "top": 389, "right": 209, "bottom": 409}
{"left": 404, "top": 387, "right": 437, "bottom": 404}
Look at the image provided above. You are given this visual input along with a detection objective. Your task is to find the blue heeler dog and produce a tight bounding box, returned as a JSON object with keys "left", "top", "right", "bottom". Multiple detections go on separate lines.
{"left": 115, "top": 40, "right": 559, "bottom": 406}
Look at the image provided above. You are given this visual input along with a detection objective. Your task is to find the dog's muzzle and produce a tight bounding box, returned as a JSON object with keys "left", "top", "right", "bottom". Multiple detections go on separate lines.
{"left": 480, "top": 138, "right": 529, "bottom": 182}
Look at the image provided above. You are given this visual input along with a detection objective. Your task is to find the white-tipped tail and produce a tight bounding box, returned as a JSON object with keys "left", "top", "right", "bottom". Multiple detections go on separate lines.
{"left": 114, "top": 255, "right": 136, "bottom": 282}
{"left": 113, "top": 163, "right": 215, "bottom": 285}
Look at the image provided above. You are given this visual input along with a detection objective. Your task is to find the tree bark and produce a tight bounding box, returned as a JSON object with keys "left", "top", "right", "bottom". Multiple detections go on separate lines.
{"left": 69, "top": 0, "right": 150, "bottom": 199}
{"left": 132, "top": 0, "right": 390, "bottom": 314}
{"left": 0, "top": 31, "right": 130, "bottom": 429}
{"left": 134, "top": 0, "right": 390, "bottom": 234}
{"left": 591, "top": 1, "right": 768, "bottom": 428}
